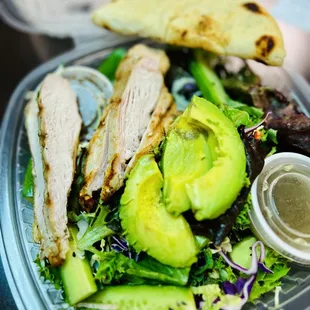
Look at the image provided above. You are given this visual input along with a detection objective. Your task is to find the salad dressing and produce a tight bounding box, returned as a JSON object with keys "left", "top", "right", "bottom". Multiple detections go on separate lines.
{"left": 251, "top": 153, "right": 310, "bottom": 265}
{"left": 272, "top": 172, "right": 310, "bottom": 235}
{"left": 259, "top": 162, "right": 310, "bottom": 236}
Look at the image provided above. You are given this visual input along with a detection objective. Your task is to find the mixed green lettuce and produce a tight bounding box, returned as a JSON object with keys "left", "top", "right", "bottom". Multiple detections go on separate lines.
{"left": 250, "top": 249, "right": 290, "bottom": 301}
{"left": 91, "top": 250, "right": 190, "bottom": 286}
{"left": 77, "top": 205, "right": 115, "bottom": 251}
{"left": 34, "top": 256, "right": 63, "bottom": 290}
{"left": 189, "top": 239, "right": 290, "bottom": 309}
{"left": 232, "top": 195, "right": 251, "bottom": 232}
{"left": 189, "top": 248, "right": 237, "bottom": 287}
{"left": 192, "top": 284, "right": 245, "bottom": 310}
{"left": 28, "top": 46, "right": 301, "bottom": 309}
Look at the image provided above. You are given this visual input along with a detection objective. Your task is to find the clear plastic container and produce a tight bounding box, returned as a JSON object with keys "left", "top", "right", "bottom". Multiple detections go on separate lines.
{"left": 0, "top": 0, "right": 106, "bottom": 40}
{"left": 0, "top": 0, "right": 127, "bottom": 47}
{"left": 0, "top": 38, "right": 310, "bottom": 310}
{"left": 250, "top": 152, "right": 310, "bottom": 265}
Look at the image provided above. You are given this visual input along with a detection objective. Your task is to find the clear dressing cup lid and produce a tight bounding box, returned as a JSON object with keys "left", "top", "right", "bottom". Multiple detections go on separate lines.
{"left": 250, "top": 152, "right": 310, "bottom": 265}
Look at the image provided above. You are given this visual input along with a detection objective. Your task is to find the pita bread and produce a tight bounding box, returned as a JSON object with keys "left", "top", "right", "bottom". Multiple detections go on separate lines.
{"left": 93, "top": 0, "right": 285, "bottom": 66}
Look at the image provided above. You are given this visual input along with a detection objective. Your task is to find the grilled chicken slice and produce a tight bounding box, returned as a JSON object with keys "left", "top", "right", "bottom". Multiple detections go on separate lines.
{"left": 125, "top": 87, "right": 176, "bottom": 174}
{"left": 80, "top": 105, "right": 115, "bottom": 209}
{"left": 25, "top": 102, "right": 46, "bottom": 245}
{"left": 80, "top": 44, "right": 175, "bottom": 205}
{"left": 25, "top": 74, "right": 82, "bottom": 266}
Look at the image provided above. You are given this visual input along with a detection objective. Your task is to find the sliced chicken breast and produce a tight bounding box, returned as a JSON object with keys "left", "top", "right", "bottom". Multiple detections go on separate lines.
{"left": 80, "top": 44, "right": 175, "bottom": 204}
{"left": 125, "top": 87, "right": 176, "bottom": 174}
{"left": 25, "top": 74, "right": 82, "bottom": 266}
{"left": 25, "top": 102, "right": 47, "bottom": 245}
{"left": 79, "top": 105, "right": 114, "bottom": 209}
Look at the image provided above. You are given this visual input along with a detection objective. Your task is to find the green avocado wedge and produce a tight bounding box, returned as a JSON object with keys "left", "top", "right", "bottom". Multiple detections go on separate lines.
{"left": 120, "top": 155, "right": 198, "bottom": 268}
{"left": 162, "top": 117, "right": 213, "bottom": 215}
{"left": 186, "top": 96, "right": 246, "bottom": 220}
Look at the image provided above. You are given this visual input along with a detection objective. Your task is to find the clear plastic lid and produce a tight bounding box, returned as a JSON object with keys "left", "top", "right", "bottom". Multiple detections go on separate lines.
{"left": 250, "top": 153, "right": 310, "bottom": 265}
{"left": 1, "top": 39, "right": 310, "bottom": 310}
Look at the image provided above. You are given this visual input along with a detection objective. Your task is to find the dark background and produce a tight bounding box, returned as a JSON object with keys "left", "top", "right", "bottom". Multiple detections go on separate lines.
{"left": 0, "top": 17, "right": 310, "bottom": 310}
{"left": 0, "top": 20, "right": 73, "bottom": 114}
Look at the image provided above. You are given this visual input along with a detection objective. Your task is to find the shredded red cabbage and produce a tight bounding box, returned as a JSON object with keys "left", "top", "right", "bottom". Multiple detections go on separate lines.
{"left": 258, "top": 261, "right": 273, "bottom": 274}
{"left": 217, "top": 275, "right": 257, "bottom": 310}
{"left": 111, "top": 236, "right": 131, "bottom": 258}
{"left": 235, "top": 278, "right": 248, "bottom": 295}
{"left": 223, "top": 278, "right": 247, "bottom": 295}
{"left": 214, "top": 241, "right": 273, "bottom": 310}
{"left": 112, "top": 236, "right": 127, "bottom": 248}
{"left": 223, "top": 281, "right": 237, "bottom": 295}
{"left": 219, "top": 241, "right": 272, "bottom": 275}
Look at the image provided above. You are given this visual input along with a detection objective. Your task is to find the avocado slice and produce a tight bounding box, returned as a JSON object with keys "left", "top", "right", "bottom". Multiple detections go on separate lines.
{"left": 120, "top": 155, "right": 198, "bottom": 268}
{"left": 162, "top": 117, "right": 213, "bottom": 215}
{"left": 186, "top": 96, "right": 246, "bottom": 220}
{"left": 85, "top": 285, "right": 196, "bottom": 310}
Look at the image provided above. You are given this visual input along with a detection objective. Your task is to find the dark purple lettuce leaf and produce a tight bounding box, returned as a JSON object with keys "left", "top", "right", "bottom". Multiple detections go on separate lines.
{"left": 258, "top": 262, "right": 274, "bottom": 274}
{"left": 251, "top": 87, "right": 310, "bottom": 157}
{"left": 223, "top": 280, "right": 237, "bottom": 295}
{"left": 248, "top": 86, "right": 310, "bottom": 156}
{"left": 223, "top": 278, "right": 247, "bottom": 295}
{"left": 186, "top": 128, "right": 265, "bottom": 245}
{"left": 235, "top": 278, "right": 248, "bottom": 295}
{"left": 250, "top": 87, "right": 299, "bottom": 117}
{"left": 267, "top": 114, "right": 310, "bottom": 156}
{"left": 242, "top": 129, "right": 265, "bottom": 183}
{"left": 269, "top": 114, "right": 310, "bottom": 131}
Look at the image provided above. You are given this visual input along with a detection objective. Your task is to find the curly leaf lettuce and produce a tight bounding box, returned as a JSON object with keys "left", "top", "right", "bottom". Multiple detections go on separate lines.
{"left": 189, "top": 249, "right": 237, "bottom": 287}
{"left": 34, "top": 255, "right": 63, "bottom": 290}
{"left": 249, "top": 249, "right": 290, "bottom": 301}
{"left": 225, "top": 99, "right": 264, "bottom": 128}
{"left": 232, "top": 194, "right": 251, "bottom": 232}
{"left": 227, "top": 99, "right": 263, "bottom": 122}
{"left": 192, "top": 284, "right": 243, "bottom": 310}
{"left": 77, "top": 205, "right": 115, "bottom": 250}
{"left": 223, "top": 107, "right": 252, "bottom": 128}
